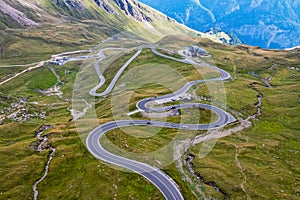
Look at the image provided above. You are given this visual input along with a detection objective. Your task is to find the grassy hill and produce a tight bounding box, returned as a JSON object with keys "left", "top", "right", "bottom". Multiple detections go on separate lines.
{"left": 0, "top": 32, "right": 299, "bottom": 199}
{"left": 0, "top": 0, "right": 226, "bottom": 66}
{"left": 0, "top": 1, "right": 299, "bottom": 200}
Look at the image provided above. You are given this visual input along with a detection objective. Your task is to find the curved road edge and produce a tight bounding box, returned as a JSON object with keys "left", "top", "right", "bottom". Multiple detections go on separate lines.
{"left": 85, "top": 44, "right": 236, "bottom": 200}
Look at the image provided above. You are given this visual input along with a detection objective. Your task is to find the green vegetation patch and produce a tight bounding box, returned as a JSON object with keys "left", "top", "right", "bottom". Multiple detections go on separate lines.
{"left": 27, "top": 67, "right": 57, "bottom": 90}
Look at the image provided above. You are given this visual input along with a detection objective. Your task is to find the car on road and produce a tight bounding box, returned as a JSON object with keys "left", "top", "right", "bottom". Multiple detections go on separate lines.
{"left": 182, "top": 125, "right": 188, "bottom": 129}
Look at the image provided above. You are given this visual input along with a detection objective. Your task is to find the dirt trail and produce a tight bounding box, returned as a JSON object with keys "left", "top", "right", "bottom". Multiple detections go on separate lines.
{"left": 0, "top": 61, "right": 49, "bottom": 86}
{"left": 234, "top": 145, "right": 252, "bottom": 200}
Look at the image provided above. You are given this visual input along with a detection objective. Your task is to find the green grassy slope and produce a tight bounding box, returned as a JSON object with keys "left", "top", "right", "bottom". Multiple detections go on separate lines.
{"left": 1, "top": 2, "right": 299, "bottom": 200}
{"left": 1, "top": 35, "right": 299, "bottom": 199}
{"left": 188, "top": 40, "right": 300, "bottom": 199}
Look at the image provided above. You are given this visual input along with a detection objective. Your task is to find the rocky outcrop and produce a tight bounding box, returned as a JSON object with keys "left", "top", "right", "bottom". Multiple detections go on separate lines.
{"left": 93, "top": 0, "right": 118, "bottom": 14}
{"left": 206, "top": 28, "right": 242, "bottom": 46}
{"left": 113, "top": 0, "right": 152, "bottom": 22}
{"left": 185, "top": 152, "right": 229, "bottom": 200}
{"left": 65, "top": 0, "right": 84, "bottom": 10}
{"left": 0, "top": 0, "right": 39, "bottom": 27}
{"left": 63, "top": 0, "right": 153, "bottom": 22}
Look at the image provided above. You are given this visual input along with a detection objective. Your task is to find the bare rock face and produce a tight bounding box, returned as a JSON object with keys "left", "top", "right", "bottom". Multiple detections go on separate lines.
{"left": 0, "top": 0, "right": 39, "bottom": 27}
{"left": 0, "top": 0, "right": 153, "bottom": 28}
{"left": 68, "top": 0, "right": 152, "bottom": 22}
{"left": 113, "top": 0, "right": 152, "bottom": 22}
{"left": 93, "top": 0, "right": 118, "bottom": 14}
{"left": 65, "top": 0, "right": 84, "bottom": 10}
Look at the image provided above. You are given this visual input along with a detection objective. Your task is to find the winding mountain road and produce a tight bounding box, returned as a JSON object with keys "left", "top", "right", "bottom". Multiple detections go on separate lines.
{"left": 86, "top": 45, "right": 235, "bottom": 200}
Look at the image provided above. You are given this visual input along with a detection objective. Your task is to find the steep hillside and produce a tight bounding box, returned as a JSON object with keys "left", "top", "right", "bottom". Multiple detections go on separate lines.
{"left": 0, "top": 0, "right": 175, "bottom": 29}
{"left": 0, "top": 0, "right": 228, "bottom": 64}
{"left": 0, "top": 0, "right": 195, "bottom": 36}
{"left": 140, "top": 0, "right": 300, "bottom": 49}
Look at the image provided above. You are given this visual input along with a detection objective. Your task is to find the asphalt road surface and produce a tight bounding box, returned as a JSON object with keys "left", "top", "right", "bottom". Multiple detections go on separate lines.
{"left": 86, "top": 45, "right": 236, "bottom": 200}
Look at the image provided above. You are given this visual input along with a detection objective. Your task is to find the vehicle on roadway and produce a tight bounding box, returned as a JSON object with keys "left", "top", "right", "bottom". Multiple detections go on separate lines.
{"left": 182, "top": 125, "right": 188, "bottom": 129}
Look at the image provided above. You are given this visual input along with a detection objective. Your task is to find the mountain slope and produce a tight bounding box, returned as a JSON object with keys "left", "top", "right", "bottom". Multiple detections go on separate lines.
{"left": 139, "top": 0, "right": 300, "bottom": 49}
{"left": 0, "top": 0, "right": 227, "bottom": 39}
{"left": 0, "top": 1, "right": 299, "bottom": 200}
{"left": 0, "top": 0, "right": 186, "bottom": 32}
{"left": 0, "top": 0, "right": 230, "bottom": 64}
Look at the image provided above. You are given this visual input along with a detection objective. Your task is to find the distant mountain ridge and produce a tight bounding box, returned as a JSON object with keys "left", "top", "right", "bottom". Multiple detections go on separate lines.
{"left": 0, "top": 0, "right": 234, "bottom": 63}
{"left": 139, "top": 0, "right": 300, "bottom": 49}
{"left": 0, "top": 0, "right": 231, "bottom": 43}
